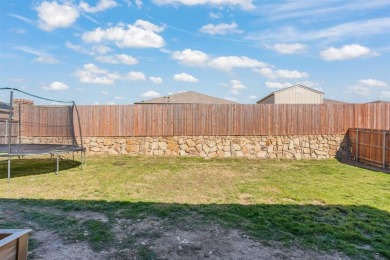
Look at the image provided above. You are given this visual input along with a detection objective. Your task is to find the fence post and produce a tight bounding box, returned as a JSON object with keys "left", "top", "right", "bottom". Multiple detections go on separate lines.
{"left": 383, "top": 131, "right": 386, "bottom": 169}
{"left": 355, "top": 129, "right": 359, "bottom": 161}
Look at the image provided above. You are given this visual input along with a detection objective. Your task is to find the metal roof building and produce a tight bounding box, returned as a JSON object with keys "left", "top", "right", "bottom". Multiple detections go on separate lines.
{"left": 257, "top": 84, "right": 324, "bottom": 104}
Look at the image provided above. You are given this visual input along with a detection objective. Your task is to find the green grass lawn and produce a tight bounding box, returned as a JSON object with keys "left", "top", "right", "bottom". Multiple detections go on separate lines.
{"left": 1, "top": 155, "right": 389, "bottom": 259}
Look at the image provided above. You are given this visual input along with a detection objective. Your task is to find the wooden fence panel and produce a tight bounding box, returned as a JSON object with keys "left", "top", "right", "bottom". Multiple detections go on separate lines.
{"left": 350, "top": 128, "right": 390, "bottom": 168}
{"left": 19, "top": 103, "right": 390, "bottom": 137}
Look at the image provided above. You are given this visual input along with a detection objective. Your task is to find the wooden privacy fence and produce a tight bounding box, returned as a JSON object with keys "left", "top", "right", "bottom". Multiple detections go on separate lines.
{"left": 18, "top": 103, "right": 390, "bottom": 137}
{"left": 21, "top": 105, "right": 74, "bottom": 137}
{"left": 349, "top": 128, "right": 390, "bottom": 168}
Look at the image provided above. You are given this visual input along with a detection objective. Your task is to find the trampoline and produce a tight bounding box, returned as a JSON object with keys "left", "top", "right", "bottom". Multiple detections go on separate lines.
{"left": 0, "top": 87, "right": 85, "bottom": 182}
{"left": 0, "top": 144, "right": 83, "bottom": 156}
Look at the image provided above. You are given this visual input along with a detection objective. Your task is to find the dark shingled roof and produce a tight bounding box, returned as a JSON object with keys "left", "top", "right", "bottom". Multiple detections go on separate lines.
{"left": 135, "top": 91, "right": 238, "bottom": 104}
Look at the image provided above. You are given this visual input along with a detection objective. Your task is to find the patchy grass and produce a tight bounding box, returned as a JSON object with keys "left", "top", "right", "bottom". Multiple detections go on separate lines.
{"left": 0, "top": 155, "right": 390, "bottom": 259}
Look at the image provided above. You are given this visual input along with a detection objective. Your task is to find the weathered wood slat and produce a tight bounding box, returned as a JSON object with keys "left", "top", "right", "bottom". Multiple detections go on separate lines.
{"left": 18, "top": 104, "right": 390, "bottom": 137}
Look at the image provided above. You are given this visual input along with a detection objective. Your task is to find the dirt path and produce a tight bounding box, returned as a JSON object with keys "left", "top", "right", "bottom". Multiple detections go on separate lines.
{"left": 0, "top": 202, "right": 350, "bottom": 259}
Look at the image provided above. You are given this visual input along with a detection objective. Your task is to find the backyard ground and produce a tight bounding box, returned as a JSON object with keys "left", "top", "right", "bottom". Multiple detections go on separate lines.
{"left": 0, "top": 155, "right": 389, "bottom": 259}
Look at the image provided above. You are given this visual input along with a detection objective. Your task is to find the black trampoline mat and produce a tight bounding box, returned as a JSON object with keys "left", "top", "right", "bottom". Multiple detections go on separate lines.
{"left": 0, "top": 144, "right": 83, "bottom": 156}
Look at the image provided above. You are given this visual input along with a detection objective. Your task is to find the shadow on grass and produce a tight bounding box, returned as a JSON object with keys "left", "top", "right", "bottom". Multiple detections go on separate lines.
{"left": 0, "top": 158, "right": 81, "bottom": 180}
{"left": 0, "top": 198, "right": 389, "bottom": 259}
{"left": 338, "top": 158, "right": 390, "bottom": 175}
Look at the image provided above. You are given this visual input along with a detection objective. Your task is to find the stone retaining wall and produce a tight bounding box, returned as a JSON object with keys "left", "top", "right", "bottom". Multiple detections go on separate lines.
{"left": 77, "top": 135, "right": 350, "bottom": 160}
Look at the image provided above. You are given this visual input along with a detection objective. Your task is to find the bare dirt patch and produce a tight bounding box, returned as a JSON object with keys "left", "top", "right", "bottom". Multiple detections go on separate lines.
{"left": 67, "top": 210, "right": 109, "bottom": 223}
{"left": 29, "top": 230, "right": 109, "bottom": 260}
{"left": 151, "top": 226, "right": 347, "bottom": 260}
{"left": 1, "top": 202, "right": 350, "bottom": 259}
{"left": 112, "top": 215, "right": 349, "bottom": 260}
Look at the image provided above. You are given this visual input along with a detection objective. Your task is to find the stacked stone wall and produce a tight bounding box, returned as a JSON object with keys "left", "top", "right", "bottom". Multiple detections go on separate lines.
{"left": 72, "top": 135, "right": 350, "bottom": 160}
{"left": 19, "top": 135, "right": 351, "bottom": 160}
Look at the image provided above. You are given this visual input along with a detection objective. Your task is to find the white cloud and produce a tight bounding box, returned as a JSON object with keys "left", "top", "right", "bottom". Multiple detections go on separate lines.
{"left": 34, "top": 56, "right": 59, "bottom": 64}
{"left": 349, "top": 85, "right": 371, "bottom": 97}
{"left": 171, "top": 49, "right": 208, "bottom": 66}
{"left": 230, "top": 80, "right": 246, "bottom": 90}
{"left": 159, "top": 48, "right": 172, "bottom": 54}
{"left": 126, "top": 71, "right": 146, "bottom": 80}
{"left": 35, "top": 1, "right": 79, "bottom": 31}
{"left": 173, "top": 73, "right": 198, "bottom": 82}
{"left": 209, "top": 56, "right": 267, "bottom": 71}
{"left": 265, "top": 81, "right": 292, "bottom": 89}
{"left": 229, "top": 79, "right": 246, "bottom": 95}
{"left": 83, "top": 63, "right": 107, "bottom": 74}
{"left": 79, "top": 0, "right": 118, "bottom": 13}
{"left": 95, "top": 54, "right": 138, "bottom": 65}
{"left": 92, "top": 45, "right": 112, "bottom": 54}
{"left": 9, "top": 28, "right": 26, "bottom": 34}
{"left": 380, "top": 91, "right": 390, "bottom": 99}
{"left": 248, "top": 95, "right": 257, "bottom": 100}
{"left": 349, "top": 78, "right": 389, "bottom": 97}
{"left": 359, "top": 79, "right": 387, "bottom": 87}
{"left": 13, "top": 46, "right": 59, "bottom": 64}
{"left": 150, "top": 76, "right": 163, "bottom": 84}
{"left": 270, "top": 43, "right": 307, "bottom": 54}
{"left": 257, "top": 68, "right": 308, "bottom": 79}
{"left": 224, "top": 96, "right": 238, "bottom": 102}
{"left": 298, "top": 81, "right": 320, "bottom": 89}
{"left": 42, "top": 81, "right": 69, "bottom": 91}
{"left": 74, "top": 63, "right": 118, "bottom": 85}
{"left": 65, "top": 42, "right": 94, "bottom": 55}
{"left": 171, "top": 49, "right": 267, "bottom": 72}
{"left": 135, "top": 0, "right": 143, "bottom": 8}
{"left": 142, "top": 90, "right": 161, "bottom": 98}
{"left": 209, "top": 12, "right": 222, "bottom": 19}
{"left": 34, "top": 56, "right": 60, "bottom": 64}
{"left": 134, "top": 19, "right": 165, "bottom": 32}
{"left": 66, "top": 42, "right": 113, "bottom": 55}
{"left": 263, "top": 1, "right": 390, "bottom": 22}
{"left": 9, "top": 13, "right": 35, "bottom": 25}
{"left": 153, "top": 0, "right": 254, "bottom": 10}
{"left": 74, "top": 63, "right": 146, "bottom": 84}
{"left": 248, "top": 18, "right": 390, "bottom": 44}
{"left": 314, "top": 18, "right": 390, "bottom": 41}
{"left": 101, "top": 91, "right": 109, "bottom": 94}
{"left": 82, "top": 20, "right": 165, "bottom": 48}
{"left": 199, "top": 22, "right": 243, "bottom": 35}
{"left": 114, "top": 96, "right": 125, "bottom": 100}
{"left": 320, "top": 44, "right": 372, "bottom": 61}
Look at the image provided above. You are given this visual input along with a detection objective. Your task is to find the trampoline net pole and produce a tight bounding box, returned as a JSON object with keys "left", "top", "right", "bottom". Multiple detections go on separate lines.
{"left": 8, "top": 157, "right": 11, "bottom": 183}
{"left": 56, "top": 154, "right": 59, "bottom": 175}
{"left": 18, "top": 103, "right": 21, "bottom": 144}
{"left": 8, "top": 91, "right": 13, "bottom": 155}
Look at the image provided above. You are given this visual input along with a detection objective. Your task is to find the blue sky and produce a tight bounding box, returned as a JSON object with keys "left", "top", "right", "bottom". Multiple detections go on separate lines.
{"left": 1, "top": 0, "right": 390, "bottom": 105}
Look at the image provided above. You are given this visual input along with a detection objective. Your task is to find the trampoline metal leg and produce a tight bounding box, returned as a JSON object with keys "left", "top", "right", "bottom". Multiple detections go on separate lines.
{"left": 56, "top": 154, "right": 59, "bottom": 175}
{"left": 80, "top": 151, "right": 85, "bottom": 169}
{"left": 7, "top": 157, "right": 11, "bottom": 183}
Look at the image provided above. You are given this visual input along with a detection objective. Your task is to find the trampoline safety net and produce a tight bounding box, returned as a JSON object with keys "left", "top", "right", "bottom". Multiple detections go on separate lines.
{"left": 0, "top": 88, "right": 84, "bottom": 156}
